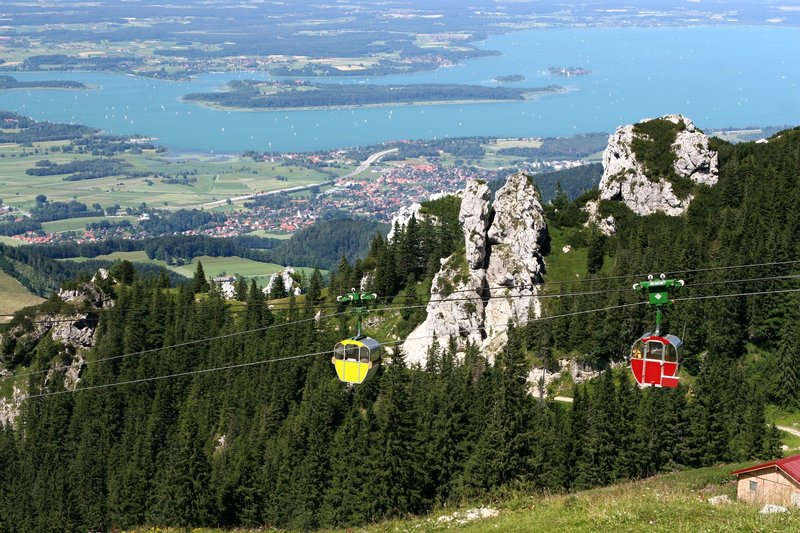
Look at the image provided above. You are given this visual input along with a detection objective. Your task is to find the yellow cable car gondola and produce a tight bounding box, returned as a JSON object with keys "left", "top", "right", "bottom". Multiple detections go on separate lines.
{"left": 332, "top": 289, "right": 382, "bottom": 384}
{"left": 332, "top": 337, "right": 381, "bottom": 384}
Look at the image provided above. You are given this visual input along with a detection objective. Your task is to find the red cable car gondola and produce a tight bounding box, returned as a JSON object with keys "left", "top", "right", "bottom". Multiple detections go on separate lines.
{"left": 629, "top": 274, "right": 684, "bottom": 389}
{"left": 630, "top": 333, "right": 683, "bottom": 388}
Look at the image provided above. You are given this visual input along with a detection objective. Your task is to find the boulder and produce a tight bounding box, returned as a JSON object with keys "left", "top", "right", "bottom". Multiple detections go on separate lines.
{"left": 51, "top": 315, "right": 97, "bottom": 347}
{"left": 707, "top": 495, "right": 731, "bottom": 505}
{"left": 583, "top": 199, "right": 617, "bottom": 236}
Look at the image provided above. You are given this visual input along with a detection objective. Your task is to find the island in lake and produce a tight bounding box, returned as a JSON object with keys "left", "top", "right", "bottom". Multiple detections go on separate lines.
{"left": 183, "top": 80, "right": 564, "bottom": 110}
{"left": 494, "top": 74, "right": 525, "bottom": 83}
{"left": 0, "top": 75, "right": 87, "bottom": 90}
{"left": 547, "top": 67, "right": 591, "bottom": 77}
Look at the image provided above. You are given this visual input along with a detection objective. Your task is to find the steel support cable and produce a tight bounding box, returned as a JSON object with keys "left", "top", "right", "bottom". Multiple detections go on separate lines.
{"left": 21, "top": 286, "right": 800, "bottom": 400}
{"left": 24, "top": 300, "right": 648, "bottom": 399}
{"left": 11, "top": 270, "right": 800, "bottom": 324}
{"left": 9, "top": 310, "right": 351, "bottom": 381}
{"left": 3, "top": 257, "right": 800, "bottom": 320}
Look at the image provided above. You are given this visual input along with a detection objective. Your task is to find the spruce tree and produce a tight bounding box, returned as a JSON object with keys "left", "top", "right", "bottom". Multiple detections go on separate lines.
{"left": 371, "top": 347, "right": 421, "bottom": 518}
{"left": 308, "top": 268, "right": 323, "bottom": 304}
{"left": 193, "top": 260, "right": 210, "bottom": 294}
{"left": 462, "top": 326, "right": 532, "bottom": 492}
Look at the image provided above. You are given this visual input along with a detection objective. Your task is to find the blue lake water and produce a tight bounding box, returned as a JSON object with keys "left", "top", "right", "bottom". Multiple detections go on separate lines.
{"left": 0, "top": 25, "right": 797, "bottom": 153}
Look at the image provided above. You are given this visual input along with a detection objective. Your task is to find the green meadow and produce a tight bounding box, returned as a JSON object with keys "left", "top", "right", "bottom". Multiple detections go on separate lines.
{"left": 0, "top": 140, "right": 354, "bottom": 212}
{"left": 61, "top": 251, "right": 321, "bottom": 285}
{"left": 118, "top": 463, "right": 800, "bottom": 532}
{"left": 41, "top": 215, "right": 137, "bottom": 233}
{"left": 0, "top": 269, "right": 43, "bottom": 322}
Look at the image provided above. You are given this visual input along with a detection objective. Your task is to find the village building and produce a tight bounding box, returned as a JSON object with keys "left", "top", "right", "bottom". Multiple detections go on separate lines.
{"left": 732, "top": 454, "right": 800, "bottom": 508}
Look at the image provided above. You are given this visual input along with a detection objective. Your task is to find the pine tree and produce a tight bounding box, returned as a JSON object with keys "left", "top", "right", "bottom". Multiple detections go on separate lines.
{"left": 779, "top": 294, "right": 800, "bottom": 407}
{"left": 585, "top": 229, "right": 605, "bottom": 274}
{"left": 307, "top": 268, "right": 323, "bottom": 304}
{"left": 371, "top": 347, "right": 421, "bottom": 518}
{"left": 462, "top": 326, "right": 532, "bottom": 492}
{"left": 234, "top": 276, "right": 248, "bottom": 301}
{"left": 268, "top": 272, "right": 288, "bottom": 300}
{"left": 0, "top": 425, "right": 18, "bottom": 532}
{"left": 193, "top": 260, "right": 210, "bottom": 293}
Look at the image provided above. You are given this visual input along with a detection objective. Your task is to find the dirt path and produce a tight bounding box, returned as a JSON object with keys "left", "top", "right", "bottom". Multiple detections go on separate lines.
{"left": 777, "top": 425, "right": 800, "bottom": 438}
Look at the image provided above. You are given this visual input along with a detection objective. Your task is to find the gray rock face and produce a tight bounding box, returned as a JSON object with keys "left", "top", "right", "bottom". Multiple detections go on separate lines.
{"left": 58, "top": 278, "right": 114, "bottom": 310}
{"left": 0, "top": 384, "right": 26, "bottom": 427}
{"left": 387, "top": 191, "right": 451, "bottom": 242}
{"left": 484, "top": 173, "right": 546, "bottom": 351}
{"left": 583, "top": 199, "right": 617, "bottom": 236}
{"left": 264, "top": 267, "right": 302, "bottom": 297}
{"left": 51, "top": 315, "right": 97, "bottom": 347}
{"left": 387, "top": 202, "right": 423, "bottom": 241}
{"left": 0, "top": 273, "right": 112, "bottom": 425}
{"left": 598, "top": 114, "right": 718, "bottom": 217}
{"left": 459, "top": 180, "right": 492, "bottom": 269}
{"left": 404, "top": 173, "right": 547, "bottom": 365}
{"left": 403, "top": 260, "right": 486, "bottom": 361}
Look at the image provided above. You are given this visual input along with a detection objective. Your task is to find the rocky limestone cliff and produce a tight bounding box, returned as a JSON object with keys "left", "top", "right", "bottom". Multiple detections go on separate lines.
{"left": 597, "top": 114, "right": 718, "bottom": 218}
{"left": 386, "top": 191, "right": 450, "bottom": 241}
{"left": 264, "top": 267, "right": 303, "bottom": 297}
{"left": 483, "top": 174, "right": 546, "bottom": 354}
{"left": 404, "top": 173, "right": 547, "bottom": 364}
{"left": 459, "top": 180, "right": 492, "bottom": 269}
{"left": 0, "top": 274, "right": 112, "bottom": 425}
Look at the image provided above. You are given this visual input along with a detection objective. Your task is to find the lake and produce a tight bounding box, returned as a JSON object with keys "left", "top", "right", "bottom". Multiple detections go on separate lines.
{"left": 0, "top": 25, "right": 797, "bottom": 153}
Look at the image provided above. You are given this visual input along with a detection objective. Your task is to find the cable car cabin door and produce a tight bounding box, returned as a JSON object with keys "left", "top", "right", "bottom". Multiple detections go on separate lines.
{"left": 630, "top": 336, "right": 680, "bottom": 388}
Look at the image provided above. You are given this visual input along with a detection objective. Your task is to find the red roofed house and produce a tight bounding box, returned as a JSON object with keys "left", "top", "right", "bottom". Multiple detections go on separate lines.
{"left": 732, "top": 454, "right": 800, "bottom": 508}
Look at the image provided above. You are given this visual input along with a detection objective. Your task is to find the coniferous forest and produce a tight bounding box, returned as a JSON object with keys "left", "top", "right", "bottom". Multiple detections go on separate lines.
{"left": 0, "top": 128, "right": 799, "bottom": 531}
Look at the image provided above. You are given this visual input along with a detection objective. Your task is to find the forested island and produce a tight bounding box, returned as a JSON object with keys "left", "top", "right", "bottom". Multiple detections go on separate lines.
{"left": 0, "top": 74, "right": 86, "bottom": 90}
{"left": 183, "top": 80, "right": 564, "bottom": 110}
{"left": 547, "top": 66, "right": 591, "bottom": 77}
{"left": 494, "top": 74, "right": 525, "bottom": 83}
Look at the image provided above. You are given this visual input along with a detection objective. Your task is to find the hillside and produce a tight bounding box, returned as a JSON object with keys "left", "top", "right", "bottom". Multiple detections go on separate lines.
{"left": 0, "top": 269, "right": 43, "bottom": 322}
{"left": 118, "top": 464, "right": 800, "bottom": 532}
{"left": 0, "top": 124, "right": 798, "bottom": 532}
{"left": 360, "top": 464, "right": 800, "bottom": 532}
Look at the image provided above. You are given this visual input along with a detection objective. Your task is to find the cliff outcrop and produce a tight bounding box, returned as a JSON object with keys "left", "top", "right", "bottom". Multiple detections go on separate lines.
{"left": 596, "top": 114, "right": 718, "bottom": 219}
{"left": 0, "top": 273, "right": 113, "bottom": 425}
{"left": 404, "top": 173, "right": 547, "bottom": 364}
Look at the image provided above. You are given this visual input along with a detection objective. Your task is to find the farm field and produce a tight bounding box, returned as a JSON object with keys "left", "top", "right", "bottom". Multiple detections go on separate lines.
{"left": 247, "top": 230, "right": 293, "bottom": 239}
{"left": 0, "top": 269, "right": 44, "bottom": 322}
{"left": 41, "top": 215, "right": 137, "bottom": 233}
{"left": 0, "top": 140, "right": 353, "bottom": 212}
{"left": 62, "top": 251, "right": 320, "bottom": 284}
{"left": 0, "top": 236, "right": 23, "bottom": 247}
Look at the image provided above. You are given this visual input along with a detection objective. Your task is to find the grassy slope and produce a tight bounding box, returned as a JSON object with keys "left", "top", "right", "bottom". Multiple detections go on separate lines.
{"left": 0, "top": 268, "right": 44, "bottom": 321}
{"left": 121, "top": 464, "right": 800, "bottom": 533}
{"left": 394, "top": 464, "right": 800, "bottom": 533}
